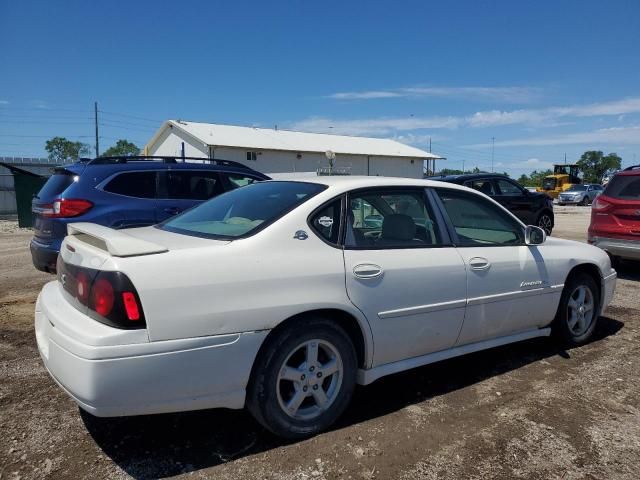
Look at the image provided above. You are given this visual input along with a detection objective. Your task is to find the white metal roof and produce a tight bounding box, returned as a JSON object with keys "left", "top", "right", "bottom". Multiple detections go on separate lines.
{"left": 147, "top": 120, "right": 441, "bottom": 159}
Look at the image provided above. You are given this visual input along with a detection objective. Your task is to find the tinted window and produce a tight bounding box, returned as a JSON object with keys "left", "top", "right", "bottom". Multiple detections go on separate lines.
{"left": 310, "top": 198, "right": 342, "bottom": 245}
{"left": 165, "top": 171, "right": 223, "bottom": 200}
{"left": 436, "top": 189, "right": 524, "bottom": 246}
{"left": 160, "top": 181, "right": 325, "bottom": 239}
{"left": 465, "top": 179, "right": 496, "bottom": 196}
{"left": 496, "top": 179, "right": 523, "bottom": 196}
{"left": 104, "top": 171, "right": 156, "bottom": 198}
{"left": 346, "top": 189, "right": 441, "bottom": 248}
{"left": 226, "top": 174, "right": 260, "bottom": 189}
{"left": 604, "top": 175, "right": 640, "bottom": 199}
{"left": 36, "top": 173, "right": 74, "bottom": 201}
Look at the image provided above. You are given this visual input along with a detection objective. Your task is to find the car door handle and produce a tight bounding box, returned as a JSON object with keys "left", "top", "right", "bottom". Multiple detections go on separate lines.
{"left": 469, "top": 257, "right": 491, "bottom": 271}
{"left": 353, "top": 264, "right": 383, "bottom": 279}
{"left": 163, "top": 207, "right": 182, "bottom": 215}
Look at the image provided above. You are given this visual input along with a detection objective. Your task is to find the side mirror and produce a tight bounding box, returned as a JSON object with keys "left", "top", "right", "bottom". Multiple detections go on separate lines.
{"left": 525, "top": 225, "right": 546, "bottom": 245}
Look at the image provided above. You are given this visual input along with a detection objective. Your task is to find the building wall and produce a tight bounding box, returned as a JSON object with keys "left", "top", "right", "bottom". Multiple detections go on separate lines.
{"left": 147, "top": 127, "right": 209, "bottom": 158}
{"left": 148, "top": 129, "right": 425, "bottom": 178}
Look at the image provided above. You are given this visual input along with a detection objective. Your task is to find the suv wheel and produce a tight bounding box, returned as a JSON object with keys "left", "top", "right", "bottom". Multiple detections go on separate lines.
{"left": 247, "top": 317, "right": 357, "bottom": 439}
{"left": 553, "top": 273, "right": 599, "bottom": 346}
{"left": 537, "top": 212, "right": 554, "bottom": 235}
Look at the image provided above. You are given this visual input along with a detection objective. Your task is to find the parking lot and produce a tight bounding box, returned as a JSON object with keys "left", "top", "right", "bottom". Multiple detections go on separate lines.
{"left": 1, "top": 206, "right": 639, "bottom": 480}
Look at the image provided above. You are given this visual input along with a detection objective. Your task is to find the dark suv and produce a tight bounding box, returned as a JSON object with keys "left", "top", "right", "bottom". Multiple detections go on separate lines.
{"left": 30, "top": 156, "right": 269, "bottom": 273}
{"left": 430, "top": 173, "right": 555, "bottom": 234}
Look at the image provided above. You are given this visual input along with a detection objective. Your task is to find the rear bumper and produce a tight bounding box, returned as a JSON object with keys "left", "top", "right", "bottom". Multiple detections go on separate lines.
{"left": 35, "top": 281, "right": 268, "bottom": 417}
{"left": 590, "top": 236, "right": 640, "bottom": 261}
{"left": 30, "top": 238, "right": 60, "bottom": 273}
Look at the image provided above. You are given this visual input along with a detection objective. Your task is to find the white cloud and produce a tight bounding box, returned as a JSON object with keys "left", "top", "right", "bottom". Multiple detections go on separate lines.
{"left": 328, "top": 86, "right": 542, "bottom": 103}
{"left": 468, "top": 125, "right": 640, "bottom": 148}
{"left": 289, "top": 116, "right": 461, "bottom": 136}
{"left": 0, "top": 100, "right": 9, "bottom": 105}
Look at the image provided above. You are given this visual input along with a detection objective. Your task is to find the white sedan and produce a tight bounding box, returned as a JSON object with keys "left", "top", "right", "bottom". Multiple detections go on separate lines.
{"left": 35, "top": 176, "right": 617, "bottom": 438}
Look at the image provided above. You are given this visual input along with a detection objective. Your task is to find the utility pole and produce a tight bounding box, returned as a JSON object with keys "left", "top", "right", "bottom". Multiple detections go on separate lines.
{"left": 491, "top": 136, "right": 495, "bottom": 172}
{"left": 564, "top": 152, "right": 567, "bottom": 164}
{"left": 94, "top": 102, "right": 99, "bottom": 157}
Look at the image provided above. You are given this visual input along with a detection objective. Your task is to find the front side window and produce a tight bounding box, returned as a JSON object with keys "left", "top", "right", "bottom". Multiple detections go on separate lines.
{"left": 104, "top": 171, "right": 156, "bottom": 198}
{"left": 160, "top": 181, "right": 326, "bottom": 239}
{"left": 345, "top": 189, "right": 441, "bottom": 248}
{"left": 496, "top": 179, "right": 523, "bottom": 196}
{"left": 164, "top": 171, "right": 223, "bottom": 200}
{"left": 436, "top": 188, "right": 524, "bottom": 246}
{"left": 465, "top": 179, "right": 496, "bottom": 196}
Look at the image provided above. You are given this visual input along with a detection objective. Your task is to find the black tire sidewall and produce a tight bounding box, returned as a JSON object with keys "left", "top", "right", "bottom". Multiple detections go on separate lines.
{"left": 247, "top": 318, "right": 357, "bottom": 439}
{"left": 554, "top": 274, "right": 600, "bottom": 346}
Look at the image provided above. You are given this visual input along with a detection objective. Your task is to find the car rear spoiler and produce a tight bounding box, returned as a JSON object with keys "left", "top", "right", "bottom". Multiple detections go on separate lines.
{"left": 67, "top": 223, "right": 168, "bottom": 257}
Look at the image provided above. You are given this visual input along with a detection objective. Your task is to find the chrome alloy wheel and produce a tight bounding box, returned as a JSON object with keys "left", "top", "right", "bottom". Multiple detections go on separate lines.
{"left": 567, "top": 285, "right": 595, "bottom": 336}
{"left": 276, "top": 339, "right": 343, "bottom": 420}
{"left": 538, "top": 214, "right": 553, "bottom": 235}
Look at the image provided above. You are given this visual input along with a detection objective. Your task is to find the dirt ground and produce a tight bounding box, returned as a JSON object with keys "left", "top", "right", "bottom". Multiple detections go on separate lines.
{"left": 1, "top": 207, "right": 639, "bottom": 480}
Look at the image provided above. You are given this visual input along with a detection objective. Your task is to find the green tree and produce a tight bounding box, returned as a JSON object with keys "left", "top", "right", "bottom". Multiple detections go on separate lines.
{"left": 517, "top": 174, "right": 530, "bottom": 185}
{"left": 45, "top": 137, "right": 91, "bottom": 162}
{"left": 101, "top": 139, "right": 140, "bottom": 157}
{"left": 576, "top": 151, "right": 622, "bottom": 183}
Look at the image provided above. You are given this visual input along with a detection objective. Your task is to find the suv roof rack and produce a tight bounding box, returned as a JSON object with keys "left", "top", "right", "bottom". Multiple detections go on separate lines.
{"left": 84, "top": 155, "right": 256, "bottom": 171}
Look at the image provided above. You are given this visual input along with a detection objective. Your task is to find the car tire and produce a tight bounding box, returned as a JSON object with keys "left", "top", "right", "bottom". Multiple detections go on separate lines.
{"left": 246, "top": 317, "right": 357, "bottom": 439}
{"left": 578, "top": 197, "right": 588, "bottom": 206}
{"left": 552, "top": 273, "right": 600, "bottom": 347}
{"left": 536, "top": 211, "right": 554, "bottom": 235}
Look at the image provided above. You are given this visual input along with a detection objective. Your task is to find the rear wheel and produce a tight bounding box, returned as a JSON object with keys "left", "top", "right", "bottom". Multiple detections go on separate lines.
{"left": 247, "top": 317, "right": 357, "bottom": 439}
{"left": 578, "top": 196, "right": 589, "bottom": 206}
{"left": 553, "top": 273, "right": 600, "bottom": 346}
{"left": 537, "top": 212, "right": 554, "bottom": 235}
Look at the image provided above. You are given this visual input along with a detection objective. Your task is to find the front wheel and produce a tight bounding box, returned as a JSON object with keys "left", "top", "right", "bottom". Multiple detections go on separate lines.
{"left": 537, "top": 212, "right": 554, "bottom": 235}
{"left": 247, "top": 317, "right": 357, "bottom": 439}
{"left": 552, "top": 273, "right": 600, "bottom": 346}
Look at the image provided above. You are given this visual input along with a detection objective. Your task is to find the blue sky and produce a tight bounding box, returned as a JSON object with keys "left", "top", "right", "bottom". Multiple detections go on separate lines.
{"left": 1, "top": 0, "right": 639, "bottom": 176}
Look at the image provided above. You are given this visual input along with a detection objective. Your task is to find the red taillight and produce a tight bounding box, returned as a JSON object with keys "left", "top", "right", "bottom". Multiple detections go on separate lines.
{"left": 592, "top": 196, "right": 611, "bottom": 212}
{"left": 122, "top": 292, "right": 141, "bottom": 321}
{"left": 42, "top": 198, "right": 93, "bottom": 218}
{"left": 76, "top": 271, "right": 90, "bottom": 305}
{"left": 92, "top": 278, "right": 115, "bottom": 317}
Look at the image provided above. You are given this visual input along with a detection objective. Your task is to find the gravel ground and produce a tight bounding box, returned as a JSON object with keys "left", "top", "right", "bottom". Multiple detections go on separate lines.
{"left": 0, "top": 208, "right": 639, "bottom": 480}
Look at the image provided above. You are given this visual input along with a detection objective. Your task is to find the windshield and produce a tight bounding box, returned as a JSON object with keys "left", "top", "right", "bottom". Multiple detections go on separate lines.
{"left": 567, "top": 185, "right": 587, "bottom": 191}
{"left": 542, "top": 177, "right": 557, "bottom": 190}
{"left": 160, "top": 181, "right": 326, "bottom": 239}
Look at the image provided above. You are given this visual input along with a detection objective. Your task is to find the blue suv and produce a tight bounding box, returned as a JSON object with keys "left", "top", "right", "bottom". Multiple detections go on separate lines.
{"left": 30, "top": 156, "right": 269, "bottom": 273}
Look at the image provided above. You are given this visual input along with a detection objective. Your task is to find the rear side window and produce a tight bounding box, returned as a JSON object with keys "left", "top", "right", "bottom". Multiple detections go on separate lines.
{"left": 436, "top": 189, "right": 524, "bottom": 246}
{"left": 36, "top": 173, "right": 74, "bottom": 201}
{"left": 345, "top": 189, "right": 441, "bottom": 248}
{"left": 604, "top": 175, "right": 640, "bottom": 199}
{"left": 465, "top": 179, "right": 496, "bottom": 196}
{"left": 164, "top": 171, "right": 223, "bottom": 200}
{"left": 104, "top": 172, "right": 157, "bottom": 198}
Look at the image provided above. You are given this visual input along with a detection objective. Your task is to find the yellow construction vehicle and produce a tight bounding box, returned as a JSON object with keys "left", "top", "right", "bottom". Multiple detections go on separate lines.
{"left": 537, "top": 164, "right": 582, "bottom": 199}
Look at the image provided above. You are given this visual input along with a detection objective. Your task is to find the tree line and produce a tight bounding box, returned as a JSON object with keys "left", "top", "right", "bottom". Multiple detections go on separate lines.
{"left": 44, "top": 137, "right": 140, "bottom": 162}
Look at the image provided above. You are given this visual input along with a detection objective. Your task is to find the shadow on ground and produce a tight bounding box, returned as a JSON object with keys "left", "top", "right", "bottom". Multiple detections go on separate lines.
{"left": 83, "top": 316, "right": 624, "bottom": 479}
{"left": 615, "top": 259, "right": 640, "bottom": 281}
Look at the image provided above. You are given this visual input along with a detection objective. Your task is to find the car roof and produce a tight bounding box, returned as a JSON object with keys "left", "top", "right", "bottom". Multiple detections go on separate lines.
{"left": 618, "top": 165, "right": 640, "bottom": 176}
{"left": 426, "top": 172, "right": 509, "bottom": 183}
{"left": 267, "top": 175, "right": 473, "bottom": 195}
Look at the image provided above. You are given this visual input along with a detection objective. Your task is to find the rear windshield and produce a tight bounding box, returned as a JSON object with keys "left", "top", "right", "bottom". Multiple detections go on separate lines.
{"left": 604, "top": 175, "right": 640, "bottom": 200}
{"left": 159, "top": 181, "right": 326, "bottom": 239}
{"left": 35, "top": 172, "right": 74, "bottom": 201}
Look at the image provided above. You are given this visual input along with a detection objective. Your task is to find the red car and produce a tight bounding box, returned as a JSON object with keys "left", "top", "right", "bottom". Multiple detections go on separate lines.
{"left": 588, "top": 165, "right": 640, "bottom": 264}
